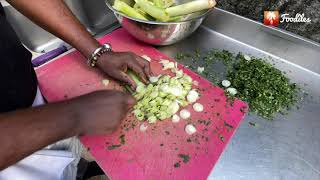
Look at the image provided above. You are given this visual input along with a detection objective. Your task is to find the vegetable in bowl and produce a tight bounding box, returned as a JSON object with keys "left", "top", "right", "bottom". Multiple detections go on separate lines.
{"left": 112, "top": 0, "right": 216, "bottom": 22}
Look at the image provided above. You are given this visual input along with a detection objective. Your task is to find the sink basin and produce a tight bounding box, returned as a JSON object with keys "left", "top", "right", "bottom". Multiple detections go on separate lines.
{"left": 2, "top": 0, "right": 117, "bottom": 52}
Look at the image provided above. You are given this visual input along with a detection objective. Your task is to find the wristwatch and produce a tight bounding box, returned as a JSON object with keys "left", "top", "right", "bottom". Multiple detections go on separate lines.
{"left": 87, "top": 43, "right": 112, "bottom": 67}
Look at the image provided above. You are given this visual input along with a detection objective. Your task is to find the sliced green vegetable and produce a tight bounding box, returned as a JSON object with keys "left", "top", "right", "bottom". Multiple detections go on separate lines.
{"left": 113, "top": 0, "right": 148, "bottom": 20}
{"left": 135, "top": 0, "right": 169, "bottom": 21}
{"left": 129, "top": 71, "right": 195, "bottom": 124}
{"left": 165, "top": 0, "right": 216, "bottom": 17}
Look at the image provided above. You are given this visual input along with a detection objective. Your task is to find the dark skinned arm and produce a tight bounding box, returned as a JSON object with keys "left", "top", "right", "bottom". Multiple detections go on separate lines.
{"left": 0, "top": 90, "right": 135, "bottom": 170}
{"left": 0, "top": 0, "right": 145, "bottom": 170}
{"left": 6, "top": 0, "right": 152, "bottom": 89}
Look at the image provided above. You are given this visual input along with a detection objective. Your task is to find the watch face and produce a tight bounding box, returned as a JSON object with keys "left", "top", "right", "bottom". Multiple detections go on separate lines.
{"left": 104, "top": 43, "right": 112, "bottom": 50}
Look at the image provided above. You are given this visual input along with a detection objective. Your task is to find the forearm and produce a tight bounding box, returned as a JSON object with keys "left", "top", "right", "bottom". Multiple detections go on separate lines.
{"left": 7, "top": 0, "right": 100, "bottom": 58}
{"left": 0, "top": 102, "right": 80, "bottom": 170}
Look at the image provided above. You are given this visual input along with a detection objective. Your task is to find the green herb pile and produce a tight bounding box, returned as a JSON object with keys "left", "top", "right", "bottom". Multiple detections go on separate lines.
{"left": 228, "top": 55, "right": 298, "bottom": 119}
{"left": 176, "top": 49, "right": 299, "bottom": 119}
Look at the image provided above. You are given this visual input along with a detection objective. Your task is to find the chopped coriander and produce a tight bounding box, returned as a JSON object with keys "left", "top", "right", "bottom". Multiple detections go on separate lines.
{"left": 228, "top": 55, "right": 298, "bottom": 119}
{"left": 119, "top": 134, "right": 125, "bottom": 145}
{"left": 174, "top": 162, "right": 181, "bottom": 168}
{"left": 178, "top": 154, "right": 190, "bottom": 163}
{"left": 249, "top": 122, "right": 259, "bottom": 128}
{"left": 175, "top": 49, "right": 299, "bottom": 120}
{"left": 107, "top": 144, "right": 121, "bottom": 150}
{"left": 219, "top": 134, "right": 225, "bottom": 142}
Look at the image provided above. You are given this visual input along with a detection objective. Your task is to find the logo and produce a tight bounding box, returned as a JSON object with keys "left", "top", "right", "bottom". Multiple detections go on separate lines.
{"left": 280, "top": 13, "right": 311, "bottom": 23}
{"left": 264, "top": 11, "right": 312, "bottom": 26}
{"left": 264, "top": 11, "right": 280, "bottom": 26}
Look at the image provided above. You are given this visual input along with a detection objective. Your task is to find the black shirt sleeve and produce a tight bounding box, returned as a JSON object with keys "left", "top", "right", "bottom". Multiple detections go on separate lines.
{"left": 0, "top": 4, "right": 37, "bottom": 112}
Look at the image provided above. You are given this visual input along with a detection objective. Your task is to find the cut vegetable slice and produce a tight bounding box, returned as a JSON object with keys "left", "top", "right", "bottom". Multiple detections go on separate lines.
{"left": 172, "top": 114, "right": 180, "bottom": 123}
{"left": 185, "top": 124, "right": 197, "bottom": 135}
{"left": 193, "top": 103, "right": 204, "bottom": 112}
{"left": 149, "top": 75, "right": 161, "bottom": 83}
{"left": 187, "top": 90, "right": 199, "bottom": 103}
{"left": 226, "top": 87, "right": 237, "bottom": 95}
{"left": 222, "top": 80, "right": 231, "bottom": 88}
{"left": 197, "top": 67, "right": 204, "bottom": 73}
{"left": 244, "top": 54, "right": 251, "bottom": 61}
{"left": 159, "top": 59, "right": 169, "bottom": 64}
{"left": 141, "top": 55, "right": 151, "bottom": 62}
{"left": 102, "top": 79, "right": 110, "bottom": 86}
{"left": 180, "top": 109, "right": 191, "bottom": 119}
{"left": 163, "top": 62, "right": 175, "bottom": 70}
{"left": 140, "top": 123, "right": 148, "bottom": 131}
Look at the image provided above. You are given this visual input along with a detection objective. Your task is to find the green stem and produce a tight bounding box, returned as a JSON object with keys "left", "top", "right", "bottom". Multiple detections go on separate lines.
{"left": 168, "top": 15, "right": 183, "bottom": 22}
{"left": 165, "top": 0, "right": 216, "bottom": 17}
{"left": 113, "top": 0, "right": 148, "bottom": 20}
{"left": 127, "top": 70, "right": 144, "bottom": 85}
{"left": 135, "top": 0, "right": 169, "bottom": 21}
{"left": 153, "top": 0, "right": 164, "bottom": 8}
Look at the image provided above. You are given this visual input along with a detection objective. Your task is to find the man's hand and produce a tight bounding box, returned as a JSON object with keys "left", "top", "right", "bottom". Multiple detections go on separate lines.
{"left": 96, "top": 52, "right": 152, "bottom": 90}
{"left": 7, "top": 0, "right": 153, "bottom": 89}
{"left": 70, "top": 90, "right": 136, "bottom": 135}
{"left": 0, "top": 90, "right": 136, "bottom": 169}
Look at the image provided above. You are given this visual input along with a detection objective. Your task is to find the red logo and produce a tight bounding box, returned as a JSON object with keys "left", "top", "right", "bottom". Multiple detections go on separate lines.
{"left": 264, "top": 11, "right": 280, "bottom": 26}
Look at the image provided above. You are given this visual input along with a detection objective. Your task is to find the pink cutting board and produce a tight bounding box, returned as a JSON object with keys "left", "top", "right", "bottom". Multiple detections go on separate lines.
{"left": 36, "top": 28, "right": 247, "bottom": 180}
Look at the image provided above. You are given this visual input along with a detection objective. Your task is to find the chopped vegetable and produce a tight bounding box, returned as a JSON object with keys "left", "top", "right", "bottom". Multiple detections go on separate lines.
{"left": 169, "top": 101, "right": 180, "bottom": 114}
{"left": 165, "top": 0, "right": 216, "bottom": 17}
{"left": 163, "top": 62, "right": 175, "bottom": 70}
{"left": 172, "top": 114, "right": 180, "bottom": 123}
{"left": 248, "top": 121, "right": 259, "bottom": 128}
{"left": 228, "top": 54, "right": 298, "bottom": 119}
{"left": 193, "top": 103, "right": 204, "bottom": 112}
{"left": 187, "top": 90, "right": 199, "bottom": 103}
{"left": 119, "top": 134, "right": 126, "bottom": 144}
{"left": 244, "top": 54, "right": 251, "bottom": 61}
{"left": 175, "top": 49, "right": 299, "bottom": 119}
{"left": 149, "top": 75, "right": 161, "bottom": 83}
{"left": 185, "top": 124, "right": 197, "bottom": 135}
{"left": 159, "top": 59, "right": 169, "bottom": 64}
{"left": 178, "top": 154, "right": 190, "bottom": 163}
{"left": 129, "top": 70, "right": 196, "bottom": 124}
{"left": 141, "top": 55, "right": 151, "bottom": 62}
{"left": 140, "top": 123, "right": 148, "bottom": 131}
{"left": 180, "top": 109, "right": 191, "bottom": 119}
{"left": 102, "top": 79, "right": 110, "bottom": 86}
{"left": 113, "top": 0, "right": 148, "bottom": 20}
{"left": 135, "top": 0, "right": 169, "bottom": 21}
{"left": 112, "top": 0, "right": 216, "bottom": 22}
{"left": 221, "top": 80, "right": 231, "bottom": 88}
{"left": 226, "top": 87, "right": 237, "bottom": 95}
{"left": 107, "top": 144, "right": 122, "bottom": 150}
{"left": 197, "top": 67, "right": 205, "bottom": 73}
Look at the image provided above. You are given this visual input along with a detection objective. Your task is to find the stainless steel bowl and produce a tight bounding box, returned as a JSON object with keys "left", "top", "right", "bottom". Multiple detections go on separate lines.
{"left": 105, "top": 0, "right": 213, "bottom": 45}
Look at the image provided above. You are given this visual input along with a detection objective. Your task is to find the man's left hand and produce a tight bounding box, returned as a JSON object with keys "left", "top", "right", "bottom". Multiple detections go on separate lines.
{"left": 96, "top": 51, "right": 152, "bottom": 90}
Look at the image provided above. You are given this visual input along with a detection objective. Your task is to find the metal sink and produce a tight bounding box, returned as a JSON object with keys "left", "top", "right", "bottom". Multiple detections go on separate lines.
{"left": 2, "top": 0, "right": 117, "bottom": 52}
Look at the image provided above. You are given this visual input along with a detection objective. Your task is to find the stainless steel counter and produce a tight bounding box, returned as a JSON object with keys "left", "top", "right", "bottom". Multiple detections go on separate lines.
{"left": 157, "top": 9, "right": 320, "bottom": 180}
{"left": 3, "top": 1, "right": 320, "bottom": 178}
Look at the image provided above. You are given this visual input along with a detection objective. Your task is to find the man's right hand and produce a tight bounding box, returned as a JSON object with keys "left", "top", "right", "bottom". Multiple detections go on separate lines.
{"left": 68, "top": 90, "right": 136, "bottom": 135}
